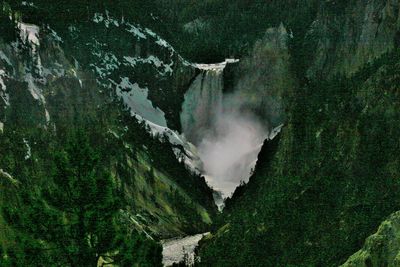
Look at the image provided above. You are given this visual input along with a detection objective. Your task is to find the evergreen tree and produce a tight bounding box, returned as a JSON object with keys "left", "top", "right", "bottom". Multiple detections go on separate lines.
{"left": 2, "top": 129, "right": 162, "bottom": 266}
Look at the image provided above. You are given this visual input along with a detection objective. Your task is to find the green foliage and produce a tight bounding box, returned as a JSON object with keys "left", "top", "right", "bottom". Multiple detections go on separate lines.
{"left": 0, "top": 3, "right": 17, "bottom": 44}
{"left": 1, "top": 129, "right": 162, "bottom": 266}
{"left": 198, "top": 45, "right": 400, "bottom": 266}
{"left": 121, "top": 111, "right": 216, "bottom": 215}
{"left": 157, "top": 0, "right": 320, "bottom": 62}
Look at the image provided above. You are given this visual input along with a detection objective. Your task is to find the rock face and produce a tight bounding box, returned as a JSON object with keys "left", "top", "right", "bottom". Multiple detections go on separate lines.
{"left": 341, "top": 212, "right": 400, "bottom": 267}
{"left": 227, "top": 23, "right": 292, "bottom": 129}
{"left": 196, "top": 1, "right": 400, "bottom": 266}
{"left": 63, "top": 11, "right": 198, "bottom": 131}
{"left": 307, "top": 0, "right": 400, "bottom": 77}
{"left": 0, "top": 4, "right": 217, "bottom": 246}
{"left": 179, "top": 37, "right": 290, "bottom": 197}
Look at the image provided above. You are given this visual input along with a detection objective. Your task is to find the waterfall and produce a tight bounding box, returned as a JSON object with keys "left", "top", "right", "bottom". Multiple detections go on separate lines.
{"left": 180, "top": 64, "right": 224, "bottom": 145}
{"left": 180, "top": 60, "right": 270, "bottom": 199}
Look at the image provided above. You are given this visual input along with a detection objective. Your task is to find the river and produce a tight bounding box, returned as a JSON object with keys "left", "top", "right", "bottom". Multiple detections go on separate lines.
{"left": 161, "top": 233, "right": 209, "bottom": 266}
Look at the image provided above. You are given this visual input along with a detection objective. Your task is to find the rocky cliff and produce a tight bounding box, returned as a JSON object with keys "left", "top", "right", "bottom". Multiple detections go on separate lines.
{"left": 196, "top": 0, "right": 400, "bottom": 266}
{"left": 341, "top": 211, "right": 400, "bottom": 267}
{"left": 307, "top": 0, "right": 400, "bottom": 78}
{"left": 0, "top": 3, "right": 217, "bottom": 258}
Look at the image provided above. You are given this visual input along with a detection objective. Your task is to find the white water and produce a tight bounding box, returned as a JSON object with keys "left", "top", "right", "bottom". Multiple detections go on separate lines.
{"left": 180, "top": 60, "right": 269, "bottom": 198}
{"left": 181, "top": 63, "right": 224, "bottom": 144}
{"left": 161, "top": 233, "right": 208, "bottom": 266}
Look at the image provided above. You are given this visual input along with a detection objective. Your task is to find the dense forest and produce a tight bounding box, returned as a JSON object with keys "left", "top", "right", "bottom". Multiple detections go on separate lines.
{"left": 1, "top": 0, "right": 400, "bottom": 266}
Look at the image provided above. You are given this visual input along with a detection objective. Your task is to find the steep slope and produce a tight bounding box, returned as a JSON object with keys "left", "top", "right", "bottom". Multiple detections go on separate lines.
{"left": 178, "top": 25, "right": 292, "bottom": 199}
{"left": 307, "top": 0, "right": 400, "bottom": 78}
{"left": 0, "top": 3, "right": 217, "bottom": 260}
{"left": 7, "top": 0, "right": 198, "bottom": 131}
{"left": 157, "top": 0, "right": 320, "bottom": 63}
{"left": 197, "top": 1, "right": 400, "bottom": 266}
{"left": 341, "top": 211, "right": 400, "bottom": 267}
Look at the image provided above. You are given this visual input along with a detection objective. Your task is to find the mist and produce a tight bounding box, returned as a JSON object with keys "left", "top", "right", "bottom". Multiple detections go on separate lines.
{"left": 180, "top": 62, "right": 274, "bottom": 198}
{"left": 197, "top": 94, "right": 268, "bottom": 198}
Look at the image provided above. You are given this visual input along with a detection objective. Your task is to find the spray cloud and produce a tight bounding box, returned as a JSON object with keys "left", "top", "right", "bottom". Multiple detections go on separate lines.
{"left": 197, "top": 93, "right": 268, "bottom": 197}
{"left": 180, "top": 61, "right": 274, "bottom": 198}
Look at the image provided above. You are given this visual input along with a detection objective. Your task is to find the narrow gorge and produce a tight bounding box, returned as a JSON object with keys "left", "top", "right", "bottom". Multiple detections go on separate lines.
{"left": 180, "top": 60, "right": 271, "bottom": 199}
{"left": 1, "top": 1, "right": 400, "bottom": 267}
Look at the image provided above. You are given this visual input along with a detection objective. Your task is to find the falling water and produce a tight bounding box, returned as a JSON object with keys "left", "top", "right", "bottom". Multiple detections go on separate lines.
{"left": 180, "top": 63, "right": 224, "bottom": 145}
{"left": 180, "top": 60, "right": 269, "bottom": 198}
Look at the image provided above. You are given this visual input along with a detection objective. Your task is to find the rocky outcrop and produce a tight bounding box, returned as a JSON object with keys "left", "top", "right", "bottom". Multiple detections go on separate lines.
{"left": 307, "top": 0, "right": 400, "bottom": 77}
{"left": 341, "top": 212, "right": 400, "bottom": 267}
{"left": 0, "top": 5, "right": 217, "bottom": 241}
{"left": 196, "top": 2, "right": 400, "bottom": 265}
{"left": 228, "top": 23, "right": 293, "bottom": 129}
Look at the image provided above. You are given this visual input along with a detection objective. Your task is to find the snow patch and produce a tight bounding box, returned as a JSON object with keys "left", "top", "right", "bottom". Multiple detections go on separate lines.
{"left": 115, "top": 77, "right": 167, "bottom": 127}
{"left": 124, "top": 56, "right": 173, "bottom": 75}
{"left": 126, "top": 22, "right": 147, "bottom": 39}
{"left": 93, "top": 12, "right": 119, "bottom": 28}
{"left": 268, "top": 124, "right": 284, "bottom": 140}
{"left": 45, "top": 109, "right": 50, "bottom": 123}
{"left": 18, "top": 22, "right": 42, "bottom": 71}
{"left": 18, "top": 22, "right": 40, "bottom": 46}
{"left": 144, "top": 27, "right": 157, "bottom": 38}
{"left": 90, "top": 51, "right": 120, "bottom": 79}
{"left": 25, "top": 73, "right": 45, "bottom": 104}
{"left": 23, "top": 138, "right": 31, "bottom": 160}
{"left": 155, "top": 38, "right": 169, "bottom": 48}
{"left": 93, "top": 13, "right": 104, "bottom": 23}
{"left": 21, "top": 1, "right": 35, "bottom": 7}
{"left": 0, "top": 169, "right": 20, "bottom": 185}
{"left": 0, "top": 51, "right": 12, "bottom": 66}
{"left": 0, "top": 70, "right": 9, "bottom": 106}
{"left": 138, "top": 118, "right": 203, "bottom": 173}
{"left": 47, "top": 26, "right": 63, "bottom": 43}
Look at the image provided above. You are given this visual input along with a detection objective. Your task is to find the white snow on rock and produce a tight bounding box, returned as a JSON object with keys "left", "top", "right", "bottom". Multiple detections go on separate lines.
{"left": 18, "top": 22, "right": 43, "bottom": 71}
{"left": 0, "top": 169, "right": 20, "bottom": 185}
{"left": 92, "top": 11, "right": 183, "bottom": 67}
{"left": 115, "top": 77, "right": 167, "bottom": 127}
{"left": 21, "top": 1, "right": 35, "bottom": 7}
{"left": 18, "top": 22, "right": 40, "bottom": 46}
{"left": 155, "top": 39, "right": 169, "bottom": 48}
{"left": 47, "top": 26, "right": 63, "bottom": 43}
{"left": 113, "top": 76, "right": 203, "bottom": 173}
{"left": 0, "top": 51, "right": 12, "bottom": 66}
{"left": 45, "top": 109, "right": 50, "bottom": 123}
{"left": 268, "top": 124, "right": 284, "bottom": 140}
{"left": 0, "top": 70, "right": 7, "bottom": 91}
{"left": 25, "top": 73, "right": 45, "bottom": 104}
{"left": 0, "top": 70, "right": 9, "bottom": 106}
{"left": 89, "top": 11, "right": 202, "bottom": 171}
{"left": 90, "top": 52, "right": 120, "bottom": 79}
{"left": 141, "top": 119, "right": 204, "bottom": 174}
{"left": 126, "top": 22, "right": 147, "bottom": 39}
{"left": 93, "top": 13, "right": 104, "bottom": 23}
{"left": 123, "top": 56, "right": 173, "bottom": 75}
{"left": 93, "top": 11, "right": 120, "bottom": 28}
{"left": 23, "top": 138, "right": 31, "bottom": 160}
